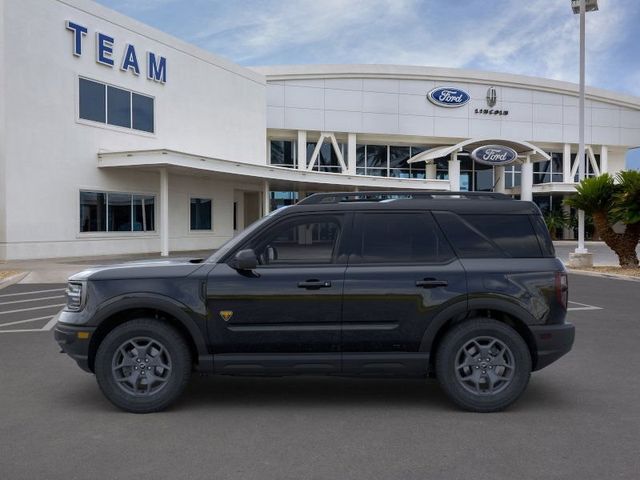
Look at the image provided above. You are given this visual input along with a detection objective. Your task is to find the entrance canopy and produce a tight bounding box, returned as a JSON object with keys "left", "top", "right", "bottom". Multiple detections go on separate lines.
{"left": 407, "top": 138, "right": 551, "bottom": 164}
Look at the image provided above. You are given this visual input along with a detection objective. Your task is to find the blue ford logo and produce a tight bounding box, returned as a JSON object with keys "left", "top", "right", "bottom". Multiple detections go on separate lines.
{"left": 427, "top": 87, "right": 470, "bottom": 108}
{"left": 470, "top": 145, "right": 518, "bottom": 166}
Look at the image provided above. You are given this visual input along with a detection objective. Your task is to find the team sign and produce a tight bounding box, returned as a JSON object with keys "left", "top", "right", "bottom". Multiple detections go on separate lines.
{"left": 66, "top": 21, "right": 167, "bottom": 84}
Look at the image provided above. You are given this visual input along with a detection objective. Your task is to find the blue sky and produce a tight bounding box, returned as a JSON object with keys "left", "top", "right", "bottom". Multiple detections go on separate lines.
{"left": 95, "top": 0, "right": 640, "bottom": 169}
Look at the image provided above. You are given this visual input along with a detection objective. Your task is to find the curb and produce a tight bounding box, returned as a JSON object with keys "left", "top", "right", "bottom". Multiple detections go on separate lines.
{"left": 0, "top": 271, "right": 30, "bottom": 290}
{"left": 567, "top": 268, "right": 640, "bottom": 282}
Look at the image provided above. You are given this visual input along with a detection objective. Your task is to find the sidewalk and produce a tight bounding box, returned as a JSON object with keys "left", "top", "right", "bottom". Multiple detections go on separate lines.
{"left": 0, "top": 250, "right": 212, "bottom": 284}
{"left": 553, "top": 241, "right": 640, "bottom": 266}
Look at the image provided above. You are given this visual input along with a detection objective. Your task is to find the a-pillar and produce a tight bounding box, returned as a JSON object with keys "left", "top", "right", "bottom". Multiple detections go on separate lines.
{"left": 160, "top": 168, "right": 169, "bottom": 257}
{"left": 520, "top": 156, "right": 533, "bottom": 201}
{"left": 448, "top": 153, "right": 460, "bottom": 191}
{"left": 494, "top": 165, "right": 506, "bottom": 193}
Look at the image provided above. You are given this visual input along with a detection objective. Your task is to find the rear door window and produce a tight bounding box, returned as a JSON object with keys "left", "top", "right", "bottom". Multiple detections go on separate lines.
{"left": 351, "top": 212, "right": 455, "bottom": 264}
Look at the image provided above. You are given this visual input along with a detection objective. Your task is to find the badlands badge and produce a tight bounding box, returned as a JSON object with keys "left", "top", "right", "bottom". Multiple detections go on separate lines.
{"left": 219, "top": 310, "right": 233, "bottom": 322}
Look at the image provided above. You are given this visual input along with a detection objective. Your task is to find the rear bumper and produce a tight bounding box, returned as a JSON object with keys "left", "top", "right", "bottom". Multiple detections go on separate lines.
{"left": 53, "top": 322, "right": 96, "bottom": 373}
{"left": 530, "top": 323, "right": 575, "bottom": 371}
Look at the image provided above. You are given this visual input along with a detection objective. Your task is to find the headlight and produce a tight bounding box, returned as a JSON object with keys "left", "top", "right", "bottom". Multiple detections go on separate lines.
{"left": 65, "top": 282, "right": 86, "bottom": 311}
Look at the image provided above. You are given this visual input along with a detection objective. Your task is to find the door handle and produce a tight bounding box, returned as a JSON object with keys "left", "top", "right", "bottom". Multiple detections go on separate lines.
{"left": 297, "top": 280, "right": 332, "bottom": 289}
{"left": 415, "top": 279, "right": 448, "bottom": 288}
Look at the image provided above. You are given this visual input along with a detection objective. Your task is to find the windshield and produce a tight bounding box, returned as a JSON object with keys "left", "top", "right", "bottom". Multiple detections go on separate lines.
{"left": 206, "top": 208, "right": 288, "bottom": 263}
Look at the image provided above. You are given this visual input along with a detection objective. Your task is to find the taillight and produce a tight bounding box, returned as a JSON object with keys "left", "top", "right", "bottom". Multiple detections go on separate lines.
{"left": 555, "top": 272, "right": 568, "bottom": 309}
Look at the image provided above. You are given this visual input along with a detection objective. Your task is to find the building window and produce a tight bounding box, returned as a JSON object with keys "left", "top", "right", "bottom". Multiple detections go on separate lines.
{"left": 571, "top": 153, "right": 601, "bottom": 181}
{"left": 356, "top": 145, "right": 428, "bottom": 178}
{"left": 80, "top": 191, "right": 155, "bottom": 233}
{"left": 78, "top": 78, "right": 154, "bottom": 133}
{"left": 504, "top": 165, "right": 522, "bottom": 189}
{"left": 270, "top": 140, "right": 297, "bottom": 168}
{"left": 534, "top": 152, "right": 564, "bottom": 184}
{"left": 190, "top": 198, "right": 212, "bottom": 230}
{"left": 306, "top": 142, "right": 345, "bottom": 173}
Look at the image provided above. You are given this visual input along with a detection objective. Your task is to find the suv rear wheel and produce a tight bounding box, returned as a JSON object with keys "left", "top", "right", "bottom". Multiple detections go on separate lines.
{"left": 435, "top": 318, "right": 531, "bottom": 412}
{"left": 95, "top": 319, "right": 192, "bottom": 413}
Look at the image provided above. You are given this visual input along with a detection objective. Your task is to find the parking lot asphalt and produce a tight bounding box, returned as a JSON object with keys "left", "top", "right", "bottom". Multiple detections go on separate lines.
{"left": 0, "top": 274, "right": 639, "bottom": 480}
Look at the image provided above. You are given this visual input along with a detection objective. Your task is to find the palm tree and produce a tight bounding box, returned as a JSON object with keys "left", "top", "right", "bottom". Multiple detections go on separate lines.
{"left": 543, "top": 210, "right": 568, "bottom": 241}
{"left": 564, "top": 172, "right": 640, "bottom": 267}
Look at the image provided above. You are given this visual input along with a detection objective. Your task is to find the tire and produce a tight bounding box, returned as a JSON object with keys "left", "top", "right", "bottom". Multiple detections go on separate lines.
{"left": 435, "top": 318, "right": 531, "bottom": 413}
{"left": 95, "top": 319, "right": 192, "bottom": 413}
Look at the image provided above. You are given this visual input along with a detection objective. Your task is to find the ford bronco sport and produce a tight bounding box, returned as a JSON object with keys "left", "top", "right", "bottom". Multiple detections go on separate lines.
{"left": 54, "top": 191, "right": 574, "bottom": 413}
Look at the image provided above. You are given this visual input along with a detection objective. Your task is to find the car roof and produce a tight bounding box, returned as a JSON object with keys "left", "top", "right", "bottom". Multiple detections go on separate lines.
{"left": 278, "top": 191, "right": 541, "bottom": 216}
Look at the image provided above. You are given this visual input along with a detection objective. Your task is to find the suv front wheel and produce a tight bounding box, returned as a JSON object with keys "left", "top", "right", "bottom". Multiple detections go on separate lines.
{"left": 435, "top": 318, "right": 531, "bottom": 412}
{"left": 95, "top": 319, "right": 192, "bottom": 413}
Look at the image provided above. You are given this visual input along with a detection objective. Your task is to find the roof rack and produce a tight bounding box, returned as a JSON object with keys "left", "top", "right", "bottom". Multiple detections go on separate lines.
{"left": 297, "top": 191, "right": 510, "bottom": 205}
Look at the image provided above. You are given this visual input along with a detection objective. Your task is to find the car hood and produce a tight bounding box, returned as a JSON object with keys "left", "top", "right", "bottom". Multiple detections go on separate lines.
{"left": 68, "top": 258, "right": 207, "bottom": 282}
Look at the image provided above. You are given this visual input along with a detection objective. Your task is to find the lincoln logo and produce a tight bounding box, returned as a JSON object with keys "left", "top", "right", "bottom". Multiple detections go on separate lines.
{"left": 471, "top": 145, "right": 518, "bottom": 166}
{"left": 486, "top": 86, "right": 497, "bottom": 107}
{"left": 427, "top": 87, "right": 470, "bottom": 107}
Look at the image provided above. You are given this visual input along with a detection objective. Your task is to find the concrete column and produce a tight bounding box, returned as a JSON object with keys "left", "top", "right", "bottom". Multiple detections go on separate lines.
{"left": 563, "top": 143, "right": 572, "bottom": 183}
{"left": 347, "top": 133, "right": 357, "bottom": 175}
{"left": 160, "top": 168, "right": 169, "bottom": 257}
{"left": 521, "top": 157, "right": 533, "bottom": 201}
{"left": 600, "top": 145, "right": 608, "bottom": 174}
{"left": 448, "top": 153, "right": 460, "bottom": 191}
{"left": 494, "top": 165, "right": 506, "bottom": 193}
{"left": 263, "top": 180, "right": 270, "bottom": 216}
{"left": 297, "top": 130, "right": 307, "bottom": 170}
{"left": 426, "top": 162, "right": 437, "bottom": 180}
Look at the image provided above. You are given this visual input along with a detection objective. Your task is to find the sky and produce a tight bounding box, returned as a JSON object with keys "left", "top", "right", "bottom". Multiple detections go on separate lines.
{"left": 94, "top": 0, "right": 640, "bottom": 169}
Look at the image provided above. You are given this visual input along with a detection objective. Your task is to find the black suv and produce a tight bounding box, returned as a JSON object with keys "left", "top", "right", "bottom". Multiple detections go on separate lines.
{"left": 54, "top": 191, "right": 574, "bottom": 413}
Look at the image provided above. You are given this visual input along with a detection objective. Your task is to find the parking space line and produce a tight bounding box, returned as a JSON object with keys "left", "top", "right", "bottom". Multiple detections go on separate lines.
{"left": 0, "top": 288, "right": 65, "bottom": 298}
{"left": 0, "top": 328, "right": 48, "bottom": 334}
{"left": 567, "top": 300, "right": 602, "bottom": 311}
{"left": 0, "top": 315, "right": 53, "bottom": 328}
{"left": 0, "top": 303, "right": 66, "bottom": 315}
{"left": 43, "top": 316, "right": 59, "bottom": 331}
{"left": 0, "top": 295, "right": 64, "bottom": 306}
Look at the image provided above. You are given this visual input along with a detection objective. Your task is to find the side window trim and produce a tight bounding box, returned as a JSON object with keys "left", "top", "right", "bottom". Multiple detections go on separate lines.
{"left": 239, "top": 213, "right": 348, "bottom": 267}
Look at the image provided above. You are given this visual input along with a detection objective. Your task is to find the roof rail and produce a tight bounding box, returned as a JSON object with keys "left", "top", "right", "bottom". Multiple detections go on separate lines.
{"left": 297, "top": 191, "right": 510, "bottom": 205}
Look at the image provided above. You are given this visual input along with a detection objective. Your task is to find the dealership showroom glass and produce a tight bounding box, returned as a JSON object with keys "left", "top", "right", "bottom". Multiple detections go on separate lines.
{"left": 1, "top": 0, "right": 639, "bottom": 260}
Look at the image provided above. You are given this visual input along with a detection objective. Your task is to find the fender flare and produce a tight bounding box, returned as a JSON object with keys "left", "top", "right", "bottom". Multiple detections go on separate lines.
{"left": 90, "top": 293, "right": 209, "bottom": 357}
{"left": 419, "top": 296, "right": 537, "bottom": 353}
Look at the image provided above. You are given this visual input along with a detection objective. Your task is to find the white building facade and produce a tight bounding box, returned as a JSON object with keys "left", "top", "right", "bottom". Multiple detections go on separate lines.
{"left": 1, "top": 0, "right": 640, "bottom": 260}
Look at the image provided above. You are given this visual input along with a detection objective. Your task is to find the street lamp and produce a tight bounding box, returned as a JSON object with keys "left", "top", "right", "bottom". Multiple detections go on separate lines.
{"left": 571, "top": 0, "right": 598, "bottom": 259}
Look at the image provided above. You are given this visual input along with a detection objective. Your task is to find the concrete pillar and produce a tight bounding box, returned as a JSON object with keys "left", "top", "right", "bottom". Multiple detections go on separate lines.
{"left": 347, "top": 133, "right": 357, "bottom": 175}
{"left": 263, "top": 180, "right": 270, "bottom": 216}
{"left": 600, "top": 145, "right": 608, "bottom": 174}
{"left": 562, "top": 202, "right": 573, "bottom": 240}
{"left": 426, "top": 163, "right": 437, "bottom": 180}
{"left": 563, "top": 143, "right": 572, "bottom": 183}
{"left": 160, "top": 168, "right": 169, "bottom": 257}
{"left": 297, "top": 130, "right": 307, "bottom": 170}
{"left": 521, "top": 157, "right": 533, "bottom": 201}
{"left": 494, "top": 165, "right": 506, "bottom": 193}
{"left": 448, "top": 153, "right": 460, "bottom": 191}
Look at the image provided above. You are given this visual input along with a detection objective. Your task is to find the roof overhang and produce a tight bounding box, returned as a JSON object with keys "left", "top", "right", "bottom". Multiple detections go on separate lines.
{"left": 407, "top": 138, "right": 551, "bottom": 164}
{"left": 96, "top": 149, "right": 450, "bottom": 191}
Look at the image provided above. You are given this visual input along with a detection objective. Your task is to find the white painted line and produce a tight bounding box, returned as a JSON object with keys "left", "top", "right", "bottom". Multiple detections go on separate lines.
{"left": 0, "top": 315, "right": 53, "bottom": 328}
{"left": 0, "top": 328, "right": 47, "bottom": 334}
{"left": 42, "top": 315, "right": 60, "bottom": 331}
{"left": 0, "top": 288, "right": 65, "bottom": 298}
{"left": 567, "top": 300, "right": 602, "bottom": 311}
{"left": 569, "top": 301, "right": 599, "bottom": 307}
{"left": 0, "top": 295, "right": 64, "bottom": 306}
{"left": 0, "top": 303, "right": 66, "bottom": 315}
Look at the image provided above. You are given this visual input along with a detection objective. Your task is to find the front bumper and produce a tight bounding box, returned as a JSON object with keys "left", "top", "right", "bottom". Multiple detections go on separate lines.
{"left": 530, "top": 322, "right": 575, "bottom": 371}
{"left": 53, "top": 321, "right": 96, "bottom": 373}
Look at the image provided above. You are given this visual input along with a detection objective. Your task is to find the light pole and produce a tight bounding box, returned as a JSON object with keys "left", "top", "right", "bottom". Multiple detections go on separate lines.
{"left": 571, "top": 0, "right": 598, "bottom": 257}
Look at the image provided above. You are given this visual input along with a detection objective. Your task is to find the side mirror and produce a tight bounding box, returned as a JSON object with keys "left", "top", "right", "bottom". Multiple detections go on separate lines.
{"left": 230, "top": 249, "right": 257, "bottom": 271}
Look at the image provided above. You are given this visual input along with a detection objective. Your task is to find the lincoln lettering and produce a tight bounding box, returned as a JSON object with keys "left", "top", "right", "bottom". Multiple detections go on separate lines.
{"left": 66, "top": 21, "right": 167, "bottom": 83}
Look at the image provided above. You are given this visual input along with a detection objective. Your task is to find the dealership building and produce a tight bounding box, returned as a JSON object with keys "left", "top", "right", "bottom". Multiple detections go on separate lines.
{"left": 1, "top": 0, "right": 640, "bottom": 260}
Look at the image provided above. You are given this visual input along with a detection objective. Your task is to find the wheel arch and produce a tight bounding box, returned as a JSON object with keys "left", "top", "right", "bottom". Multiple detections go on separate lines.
{"left": 421, "top": 297, "right": 539, "bottom": 372}
{"left": 87, "top": 294, "right": 209, "bottom": 373}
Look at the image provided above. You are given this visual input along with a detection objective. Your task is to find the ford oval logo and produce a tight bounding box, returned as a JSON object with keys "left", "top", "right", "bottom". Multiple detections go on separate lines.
{"left": 471, "top": 145, "right": 518, "bottom": 166}
{"left": 427, "top": 87, "right": 470, "bottom": 108}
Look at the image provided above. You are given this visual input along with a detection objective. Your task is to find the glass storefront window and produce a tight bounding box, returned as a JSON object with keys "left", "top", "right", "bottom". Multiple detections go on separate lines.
{"left": 80, "top": 191, "right": 155, "bottom": 233}
{"left": 270, "top": 140, "right": 296, "bottom": 168}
